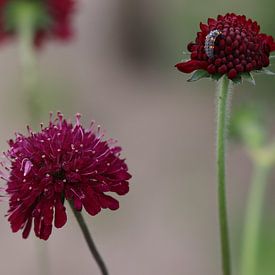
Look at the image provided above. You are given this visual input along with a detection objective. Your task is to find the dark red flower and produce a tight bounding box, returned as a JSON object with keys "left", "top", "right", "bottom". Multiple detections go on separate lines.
{"left": 175, "top": 13, "right": 275, "bottom": 80}
{"left": 0, "top": 0, "right": 75, "bottom": 46}
{"left": 3, "top": 113, "right": 131, "bottom": 240}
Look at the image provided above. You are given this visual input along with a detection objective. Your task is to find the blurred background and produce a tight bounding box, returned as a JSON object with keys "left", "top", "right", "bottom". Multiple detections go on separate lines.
{"left": 0, "top": 0, "right": 275, "bottom": 274}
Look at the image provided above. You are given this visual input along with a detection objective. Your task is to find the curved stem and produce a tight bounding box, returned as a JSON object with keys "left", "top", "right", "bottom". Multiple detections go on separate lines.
{"left": 216, "top": 76, "right": 232, "bottom": 275}
{"left": 69, "top": 202, "right": 109, "bottom": 275}
{"left": 240, "top": 163, "right": 269, "bottom": 275}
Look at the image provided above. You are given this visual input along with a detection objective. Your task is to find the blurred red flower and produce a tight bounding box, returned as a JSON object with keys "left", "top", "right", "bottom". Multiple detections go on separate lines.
{"left": 0, "top": 0, "right": 75, "bottom": 46}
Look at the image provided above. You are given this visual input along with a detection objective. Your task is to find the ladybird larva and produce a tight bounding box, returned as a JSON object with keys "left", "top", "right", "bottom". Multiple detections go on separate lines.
{"left": 204, "top": 30, "right": 222, "bottom": 58}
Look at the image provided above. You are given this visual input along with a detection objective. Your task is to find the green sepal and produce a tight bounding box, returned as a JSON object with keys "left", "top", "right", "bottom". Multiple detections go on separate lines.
{"left": 187, "top": 70, "right": 210, "bottom": 82}
{"left": 240, "top": 72, "right": 256, "bottom": 85}
{"left": 229, "top": 105, "right": 266, "bottom": 149}
{"left": 254, "top": 67, "right": 275, "bottom": 75}
{"left": 211, "top": 73, "right": 223, "bottom": 81}
{"left": 231, "top": 74, "right": 242, "bottom": 85}
{"left": 262, "top": 67, "right": 275, "bottom": 75}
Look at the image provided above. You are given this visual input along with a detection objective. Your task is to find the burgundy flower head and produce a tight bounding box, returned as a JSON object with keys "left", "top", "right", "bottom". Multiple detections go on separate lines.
{"left": 0, "top": 0, "right": 75, "bottom": 46}
{"left": 175, "top": 13, "right": 275, "bottom": 82}
{"left": 3, "top": 113, "right": 131, "bottom": 240}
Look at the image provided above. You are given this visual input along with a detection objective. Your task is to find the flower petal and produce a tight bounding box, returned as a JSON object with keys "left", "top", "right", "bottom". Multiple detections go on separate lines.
{"left": 22, "top": 218, "right": 33, "bottom": 239}
{"left": 54, "top": 198, "right": 67, "bottom": 228}
{"left": 200, "top": 22, "right": 209, "bottom": 33}
{"left": 110, "top": 182, "right": 130, "bottom": 195}
{"left": 175, "top": 60, "right": 208, "bottom": 73}
{"left": 98, "top": 194, "right": 119, "bottom": 210}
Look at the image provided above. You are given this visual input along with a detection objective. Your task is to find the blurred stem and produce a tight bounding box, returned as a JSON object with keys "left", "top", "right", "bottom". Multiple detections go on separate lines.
{"left": 16, "top": 4, "right": 48, "bottom": 275}
{"left": 17, "top": 4, "right": 39, "bottom": 124}
{"left": 240, "top": 163, "right": 270, "bottom": 275}
{"left": 69, "top": 201, "right": 109, "bottom": 275}
{"left": 216, "top": 76, "right": 232, "bottom": 275}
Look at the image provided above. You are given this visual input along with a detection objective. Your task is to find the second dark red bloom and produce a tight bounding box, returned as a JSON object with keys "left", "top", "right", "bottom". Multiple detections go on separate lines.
{"left": 3, "top": 113, "right": 131, "bottom": 240}
{"left": 175, "top": 13, "right": 275, "bottom": 80}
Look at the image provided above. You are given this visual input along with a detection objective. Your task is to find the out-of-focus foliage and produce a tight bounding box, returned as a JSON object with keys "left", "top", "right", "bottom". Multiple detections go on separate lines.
{"left": 229, "top": 105, "right": 266, "bottom": 150}
{"left": 256, "top": 220, "right": 275, "bottom": 275}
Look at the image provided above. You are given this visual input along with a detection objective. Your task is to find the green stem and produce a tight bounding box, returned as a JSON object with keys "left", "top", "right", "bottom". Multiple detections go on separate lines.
{"left": 69, "top": 202, "right": 109, "bottom": 275}
{"left": 15, "top": 4, "right": 49, "bottom": 275}
{"left": 240, "top": 163, "right": 269, "bottom": 275}
{"left": 216, "top": 76, "right": 232, "bottom": 275}
{"left": 17, "top": 4, "right": 40, "bottom": 124}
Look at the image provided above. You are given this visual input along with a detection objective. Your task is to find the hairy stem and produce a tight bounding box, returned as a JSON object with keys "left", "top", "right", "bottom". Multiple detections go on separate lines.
{"left": 216, "top": 76, "right": 232, "bottom": 275}
{"left": 69, "top": 202, "right": 109, "bottom": 275}
{"left": 240, "top": 163, "right": 269, "bottom": 275}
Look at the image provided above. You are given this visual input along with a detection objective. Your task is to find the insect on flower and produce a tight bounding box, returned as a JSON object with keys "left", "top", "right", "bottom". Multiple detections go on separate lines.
{"left": 175, "top": 13, "right": 275, "bottom": 80}
{"left": 204, "top": 30, "right": 222, "bottom": 58}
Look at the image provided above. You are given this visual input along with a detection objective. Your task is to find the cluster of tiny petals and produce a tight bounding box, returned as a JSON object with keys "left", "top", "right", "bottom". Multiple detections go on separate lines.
{"left": 0, "top": 0, "right": 75, "bottom": 46}
{"left": 176, "top": 13, "right": 275, "bottom": 79}
{"left": 4, "top": 113, "right": 131, "bottom": 240}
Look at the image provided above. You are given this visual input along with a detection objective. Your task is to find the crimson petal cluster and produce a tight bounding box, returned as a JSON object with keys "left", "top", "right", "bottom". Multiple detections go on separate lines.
{"left": 0, "top": 0, "right": 75, "bottom": 46}
{"left": 176, "top": 13, "right": 275, "bottom": 79}
{"left": 3, "top": 113, "right": 131, "bottom": 240}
